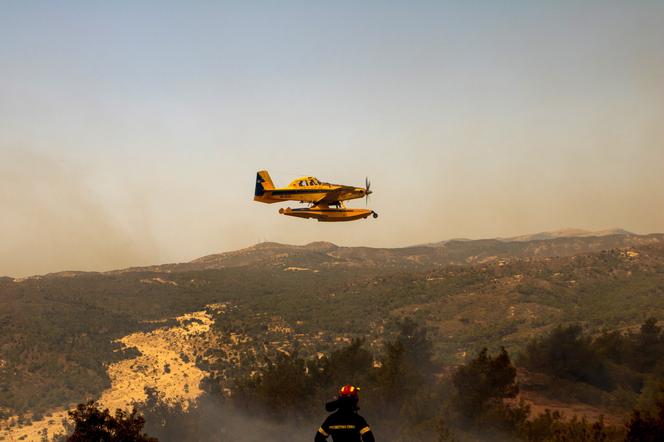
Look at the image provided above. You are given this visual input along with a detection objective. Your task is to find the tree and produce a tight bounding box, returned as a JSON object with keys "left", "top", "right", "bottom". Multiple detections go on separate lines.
{"left": 377, "top": 318, "right": 435, "bottom": 404}
{"left": 630, "top": 318, "right": 664, "bottom": 373}
{"left": 625, "top": 401, "right": 664, "bottom": 442}
{"left": 139, "top": 388, "right": 228, "bottom": 442}
{"left": 593, "top": 329, "right": 628, "bottom": 365}
{"left": 520, "top": 410, "right": 611, "bottom": 442}
{"left": 234, "top": 352, "right": 316, "bottom": 419}
{"left": 453, "top": 347, "right": 518, "bottom": 417}
{"left": 66, "top": 401, "right": 157, "bottom": 442}
{"left": 310, "top": 338, "right": 373, "bottom": 388}
{"left": 452, "top": 347, "right": 520, "bottom": 419}
{"left": 520, "top": 325, "right": 611, "bottom": 389}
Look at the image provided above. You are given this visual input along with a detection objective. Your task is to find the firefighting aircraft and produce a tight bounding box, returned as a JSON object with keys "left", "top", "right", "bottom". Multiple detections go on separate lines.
{"left": 254, "top": 170, "right": 378, "bottom": 222}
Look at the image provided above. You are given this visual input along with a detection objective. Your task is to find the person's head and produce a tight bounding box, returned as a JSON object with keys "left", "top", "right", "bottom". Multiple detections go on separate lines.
{"left": 326, "top": 385, "right": 360, "bottom": 411}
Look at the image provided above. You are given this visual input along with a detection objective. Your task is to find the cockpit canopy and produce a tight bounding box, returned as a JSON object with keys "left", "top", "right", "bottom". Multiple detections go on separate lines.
{"left": 289, "top": 176, "right": 321, "bottom": 187}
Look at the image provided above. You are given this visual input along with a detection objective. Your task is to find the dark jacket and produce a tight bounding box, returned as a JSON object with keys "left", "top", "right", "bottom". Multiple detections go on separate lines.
{"left": 315, "top": 403, "right": 375, "bottom": 442}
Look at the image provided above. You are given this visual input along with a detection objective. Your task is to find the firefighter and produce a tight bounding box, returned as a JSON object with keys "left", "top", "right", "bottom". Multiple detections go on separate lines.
{"left": 315, "top": 385, "right": 375, "bottom": 442}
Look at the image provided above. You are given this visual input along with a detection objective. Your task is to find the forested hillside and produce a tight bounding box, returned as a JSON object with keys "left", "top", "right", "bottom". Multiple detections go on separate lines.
{"left": 1, "top": 232, "right": 664, "bottom": 440}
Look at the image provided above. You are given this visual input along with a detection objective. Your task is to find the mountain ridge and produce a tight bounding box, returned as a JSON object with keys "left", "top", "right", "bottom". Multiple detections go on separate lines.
{"left": 6, "top": 229, "right": 663, "bottom": 280}
{"left": 111, "top": 229, "right": 664, "bottom": 275}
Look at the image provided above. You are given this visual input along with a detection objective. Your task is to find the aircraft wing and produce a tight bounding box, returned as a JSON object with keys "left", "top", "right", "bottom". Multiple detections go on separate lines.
{"left": 312, "top": 189, "right": 345, "bottom": 205}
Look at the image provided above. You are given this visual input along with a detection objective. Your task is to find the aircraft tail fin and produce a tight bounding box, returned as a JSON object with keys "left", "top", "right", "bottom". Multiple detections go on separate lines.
{"left": 255, "top": 170, "right": 276, "bottom": 199}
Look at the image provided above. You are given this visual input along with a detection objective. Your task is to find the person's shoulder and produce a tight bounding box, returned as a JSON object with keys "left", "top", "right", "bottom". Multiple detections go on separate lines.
{"left": 353, "top": 412, "right": 369, "bottom": 425}
{"left": 325, "top": 410, "right": 343, "bottom": 423}
{"left": 323, "top": 412, "right": 336, "bottom": 422}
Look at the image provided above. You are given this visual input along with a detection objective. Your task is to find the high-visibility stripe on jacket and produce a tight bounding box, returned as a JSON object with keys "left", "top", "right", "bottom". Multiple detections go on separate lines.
{"left": 314, "top": 410, "right": 375, "bottom": 442}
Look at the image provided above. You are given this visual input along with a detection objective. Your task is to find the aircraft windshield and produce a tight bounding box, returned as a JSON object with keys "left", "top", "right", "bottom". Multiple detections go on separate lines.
{"left": 290, "top": 177, "right": 320, "bottom": 187}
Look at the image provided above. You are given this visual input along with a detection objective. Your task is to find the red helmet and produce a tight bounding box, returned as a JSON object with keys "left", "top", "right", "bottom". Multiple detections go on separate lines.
{"left": 339, "top": 385, "right": 360, "bottom": 399}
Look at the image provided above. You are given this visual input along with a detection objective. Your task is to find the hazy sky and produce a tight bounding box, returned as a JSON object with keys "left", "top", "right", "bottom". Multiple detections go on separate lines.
{"left": 1, "top": 1, "right": 663, "bottom": 277}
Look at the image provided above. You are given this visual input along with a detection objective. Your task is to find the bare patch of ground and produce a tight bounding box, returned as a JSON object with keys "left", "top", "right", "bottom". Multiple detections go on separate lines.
{"left": 0, "top": 305, "right": 223, "bottom": 441}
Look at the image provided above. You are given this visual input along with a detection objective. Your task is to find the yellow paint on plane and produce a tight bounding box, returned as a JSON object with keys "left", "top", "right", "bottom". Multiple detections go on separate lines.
{"left": 254, "top": 170, "right": 377, "bottom": 222}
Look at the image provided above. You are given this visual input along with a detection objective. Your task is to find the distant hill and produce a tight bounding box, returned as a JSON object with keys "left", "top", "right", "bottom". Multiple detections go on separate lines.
{"left": 501, "top": 227, "right": 634, "bottom": 242}
{"left": 106, "top": 230, "right": 663, "bottom": 274}
{"left": 8, "top": 229, "right": 658, "bottom": 279}
{"left": 424, "top": 227, "right": 636, "bottom": 245}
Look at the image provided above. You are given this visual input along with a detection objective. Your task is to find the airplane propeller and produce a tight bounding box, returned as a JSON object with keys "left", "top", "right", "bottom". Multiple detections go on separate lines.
{"left": 365, "top": 177, "right": 372, "bottom": 205}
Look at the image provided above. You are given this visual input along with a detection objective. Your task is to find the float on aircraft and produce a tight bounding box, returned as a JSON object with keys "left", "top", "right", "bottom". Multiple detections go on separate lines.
{"left": 253, "top": 170, "right": 378, "bottom": 222}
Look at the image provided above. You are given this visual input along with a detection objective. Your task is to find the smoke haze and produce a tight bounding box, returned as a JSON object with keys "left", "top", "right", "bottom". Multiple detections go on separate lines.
{"left": 0, "top": 149, "right": 160, "bottom": 277}
{"left": 1, "top": 1, "right": 663, "bottom": 277}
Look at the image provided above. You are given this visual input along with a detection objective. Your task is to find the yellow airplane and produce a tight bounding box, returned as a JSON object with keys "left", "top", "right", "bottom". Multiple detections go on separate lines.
{"left": 254, "top": 170, "right": 378, "bottom": 222}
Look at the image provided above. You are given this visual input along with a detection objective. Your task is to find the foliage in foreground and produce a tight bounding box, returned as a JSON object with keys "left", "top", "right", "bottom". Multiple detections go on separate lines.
{"left": 57, "top": 318, "right": 664, "bottom": 441}
{"left": 56, "top": 401, "right": 157, "bottom": 442}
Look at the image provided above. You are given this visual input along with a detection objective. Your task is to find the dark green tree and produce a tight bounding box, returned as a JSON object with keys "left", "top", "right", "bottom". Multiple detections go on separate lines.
{"left": 66, "top": 401, "right": 157, "bottom": 442}
{"left": 377, "top": 318, "right": 435, "bottom": 403}
{"left": 234, "top": 352, "right": 316, "bottom": 420}
{"left": 139, "top": 388, "right": 228, "bottom": 442}
{"left": 453, "top": 347, "right": 518, "bottom": 419}
{"left": 625, "top": 399, "right": 664, "bottom": 442}
{"left": 520, "top": 410, "right": 611, "bottom": 442}
{"left": 630, "top": 318, "right": 664, "bottom": 373}
{"left": 521, "top": 325, "right": 612, "bottom": 389}
{"left": 310, "top": 338, "right": 373, "bottom": 389}
{"left": 593, "top": 329, "right": 628, "bottom": 365}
